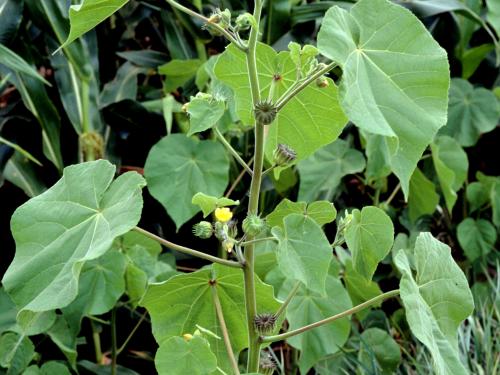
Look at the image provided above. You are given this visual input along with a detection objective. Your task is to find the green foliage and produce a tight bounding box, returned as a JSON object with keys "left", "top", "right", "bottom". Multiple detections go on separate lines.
{"left": 442, "top": 78, "right": 499, "bottom": 147}
{"left": 144, "top": 134, "right": 229, "bottom": 229}
{"left": 271, "top": 215, "right": 332, "bottom": 294}
{"left": 0, "top": 0, "right": 487, "bottom": 373}
{"left": 344, "top": 206, "right": 394, "bottom": 281}
{"left": 214, "top": 43, "right": 348, "bottom": 164}
{"left": 141, "top": 264, "right": 281, "bottom": 373}
{"left": 2, "top": 160, "right": 145, "bottom": 313}
{"left": 395, "top": 233, "right": 474, "bottom": 375}
{"left": 266, "top": 199, "right": 336, "bottom": 228}
{"left": 317, "top": 0, "right": 450, "bottom": 198}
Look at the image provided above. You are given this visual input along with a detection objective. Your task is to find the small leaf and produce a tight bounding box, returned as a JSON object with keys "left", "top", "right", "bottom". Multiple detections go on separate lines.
{"left": 58, "top": 0, "right": 129, "bottom": 51}
{"left": 100, "top": 62, "right": 146, "bottom": 108}
{"left": 266, "top": 199, "right": 336, "bottom": 228}
{"left": 441, "top": 78, "right": 499, "bottom": 147}
{"left": 457, "top": 218, "right": 497, "bottom": 262}
{"left": 431, "top": 136, "right": 468, "bottom": 212}
{"left": 395, "top": 233, "right": 474, "bottom": 375}
{"left": 317, "top": 0, "right": 450, "bottom": 197}
{"left": 272, "top": 214, "right": 332, "bottom": 294}
{"left": 186, "top": 94, "right": 225, "bottom": 136}
{"left": 2, "top": 160, "right": 145, "bottom": 314}
{"left": 144, "top": 134, "right": 230, "bottom": 229}
{"left": 297, "top": 139, "right": 365, "bottom": 202}
{"left": 358, "top": 328, "right": 401, "bottom": 375}
{"left": 344, "top": 206, "right": 394, "bottom": 281}
{"left": 191, "top": 193, "right": 239, "bottom": 217}
{"left": 155, "top": 336, "right": 217, "bottom": 375}
{"left": 281, "top": 272, "right": 352, "bottom": 374}
{"left": 408, "top": 168, "right": 439, "bottom": 223}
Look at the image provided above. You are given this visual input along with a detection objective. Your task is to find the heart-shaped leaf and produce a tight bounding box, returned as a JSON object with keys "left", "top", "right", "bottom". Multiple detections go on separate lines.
{"left": 144, "top": 134, "right": 230, "bottom": 229}
{"left": 2, "top": 160, "right": 145, "bottom": 314}
{"left": 317, "top": 0, "right": 450, "bottom": 197}
{"left": 266, "top": 199, "right": 336, "bottom": 228}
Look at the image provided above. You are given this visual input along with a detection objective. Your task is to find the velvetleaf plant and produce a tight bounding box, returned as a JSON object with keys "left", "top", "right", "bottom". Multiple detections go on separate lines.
{"left": 1, "top": 0, "right": 476, "bottom": 374}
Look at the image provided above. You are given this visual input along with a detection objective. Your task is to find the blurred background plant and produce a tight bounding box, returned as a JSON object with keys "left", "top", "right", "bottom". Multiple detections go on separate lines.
{"left": 0, "top": 0, "right": 499, "bottom": 374}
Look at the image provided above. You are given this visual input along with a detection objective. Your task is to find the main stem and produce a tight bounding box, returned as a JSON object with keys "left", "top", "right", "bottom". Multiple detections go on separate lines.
{"left": 244, "top": 0, "right": 264, "bottom": 371}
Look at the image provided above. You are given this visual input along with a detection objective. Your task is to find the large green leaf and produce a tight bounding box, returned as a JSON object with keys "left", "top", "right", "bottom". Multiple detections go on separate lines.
{"left": 155, "top": 336, "right": 217, "bottom": 375}
{"left": 395, "top": 233, "right": 474, "bottom": 375}
{"left": 281, "top": 272, "right": 352, "bottom": 374}
{"left": 214, "top": 43, "right": 348, "bottom": 164}
{"left": 62, "top": 250, "right": 127, "bottom": 335}
{"left": 266, "top": 199, "right": 336, "bottom": 228}
{"left": 317, "top": 0, "right": 450, "bottom": 197}
{"left": 441, "top": 78, "right": 499, "bottom": 147}
{"left": 0, "top": 289, "right": 17, "bottom": 335}
{"left": 358, "top": 328, "right": 401, "bottom": 375}
{"left": 2, "top": 160, "right": 145, "bottom": 314}
{"left": 343, "top": 260, "right": 382, "bottom": 319}
{"left": 297, "top": 139, "right": 365, "bottom": 202}
{"left": 344, "top": 206, "right": 394, "bottom": 281}
{"left": 487, "top": 0, "right": 500, "bottom": 37}
{"left": 457, "top": 218, "right": 497, "bottom": 262}
{"left": 144, "top": 134, "right": 229, "bottom": 229}
{"left": 140, "top": 264, "right": 281, "bottom": 373}
{"left": 408, "top": 168, "right": 439, "bottom": 223}
{"left": 271, "top": 214, "right": 332, "bottom": 294}
{"left": 0, "top": 44, "right": 49, "bottom": 85}
{"left": 58, "top": 0, "right": 129, "bottom": 51}
{"left": 431, "top": 136, "right": 468, "bottom": 212}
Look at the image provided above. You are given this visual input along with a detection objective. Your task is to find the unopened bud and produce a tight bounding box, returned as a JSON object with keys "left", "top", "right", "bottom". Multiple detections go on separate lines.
{"left": 316, "top": 76, "right": 329, "bottom": 88}
{"left": 235, "top": 13, "right": 255, "bottom": 31}
{"left": 183, "top": 333, "right": 193, "bottom": 341}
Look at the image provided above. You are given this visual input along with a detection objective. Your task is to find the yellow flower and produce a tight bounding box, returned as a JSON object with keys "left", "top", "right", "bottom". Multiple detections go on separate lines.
{"left": 183, "top": 333, "right": 193, "bottom": 342}
{"left": 214, "top": 207, "right": 233, "bottom": 223}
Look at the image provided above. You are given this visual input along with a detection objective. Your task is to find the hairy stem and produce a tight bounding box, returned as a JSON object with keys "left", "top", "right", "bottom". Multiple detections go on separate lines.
{"left": 239, "top": 237, "right": 276, "bottom": 246}
{"left": 90, "top": 320, "right": 103, "bottom": 364}
{"left": 214, "top": 127, "right": 253, "bottom": 175}
{"left": 211, "top": 284, "right": 241, "bottom": 375}
{"left": 260, "top": 290, "right": 400, "bottom": 343}
{"left": 243, "top": 0, "right": 264, "bottom": 371}
{"left": 275, "top": 281, "right": 301, "bottom": 318}
{"left": 275, "top": 62, "right": 337, "bottom": 111}
{"left": 133, "top": 227, "right": 242, "bottom": 268}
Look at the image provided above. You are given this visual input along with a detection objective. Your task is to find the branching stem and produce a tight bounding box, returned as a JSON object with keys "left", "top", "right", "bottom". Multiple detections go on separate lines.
{"left": 260, "top": 290, "right": 400, "bottom": 343}
{"left": 133, "top": 227, "right": 242, "bottom": 268}
{"left": 214, "top": 127, "right": 253, "bottom": 175}
{"left": 275, "top": 281, "right": 301, "bottom": 318}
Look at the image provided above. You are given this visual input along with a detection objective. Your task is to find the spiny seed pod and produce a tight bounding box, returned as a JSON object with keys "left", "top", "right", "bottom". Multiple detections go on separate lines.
{"left": 254, "top": 99, "right": 277, "bottom": 125}
{"left": 259, "top": 351, "right": 276, "bottom": 375}
{"left": 242, "top": 214, "right": 266, "bottom": 236}
{"left": 253, "top": 313, "right": 277, "bottom": 334}
{"left": 273, "top": 143, "right": 297, "bottom": 167}
{"left": 192, "top": 221, "right": 213, "bottom": 239}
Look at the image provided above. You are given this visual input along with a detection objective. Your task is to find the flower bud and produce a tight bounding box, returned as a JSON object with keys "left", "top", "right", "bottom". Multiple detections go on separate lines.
{"left": 192, "top": 221, "right": 213, "bottom": 239}
{"left": 242, "top": 214, "right": 266, "bottom": 236}
{"left": 222, "top": 239, "right": 235, "bottom": 253}
{"left": 273, "top": 143, "right": 297, "bottom": 167}
{"left": 183, "top": 333, "right": 193, "bottom": 342}
{"left": 254, "top": 99, "right": 277, "bottom": 125}
{"left": 235, "top": 13, "right": 254, "bottom": 31}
